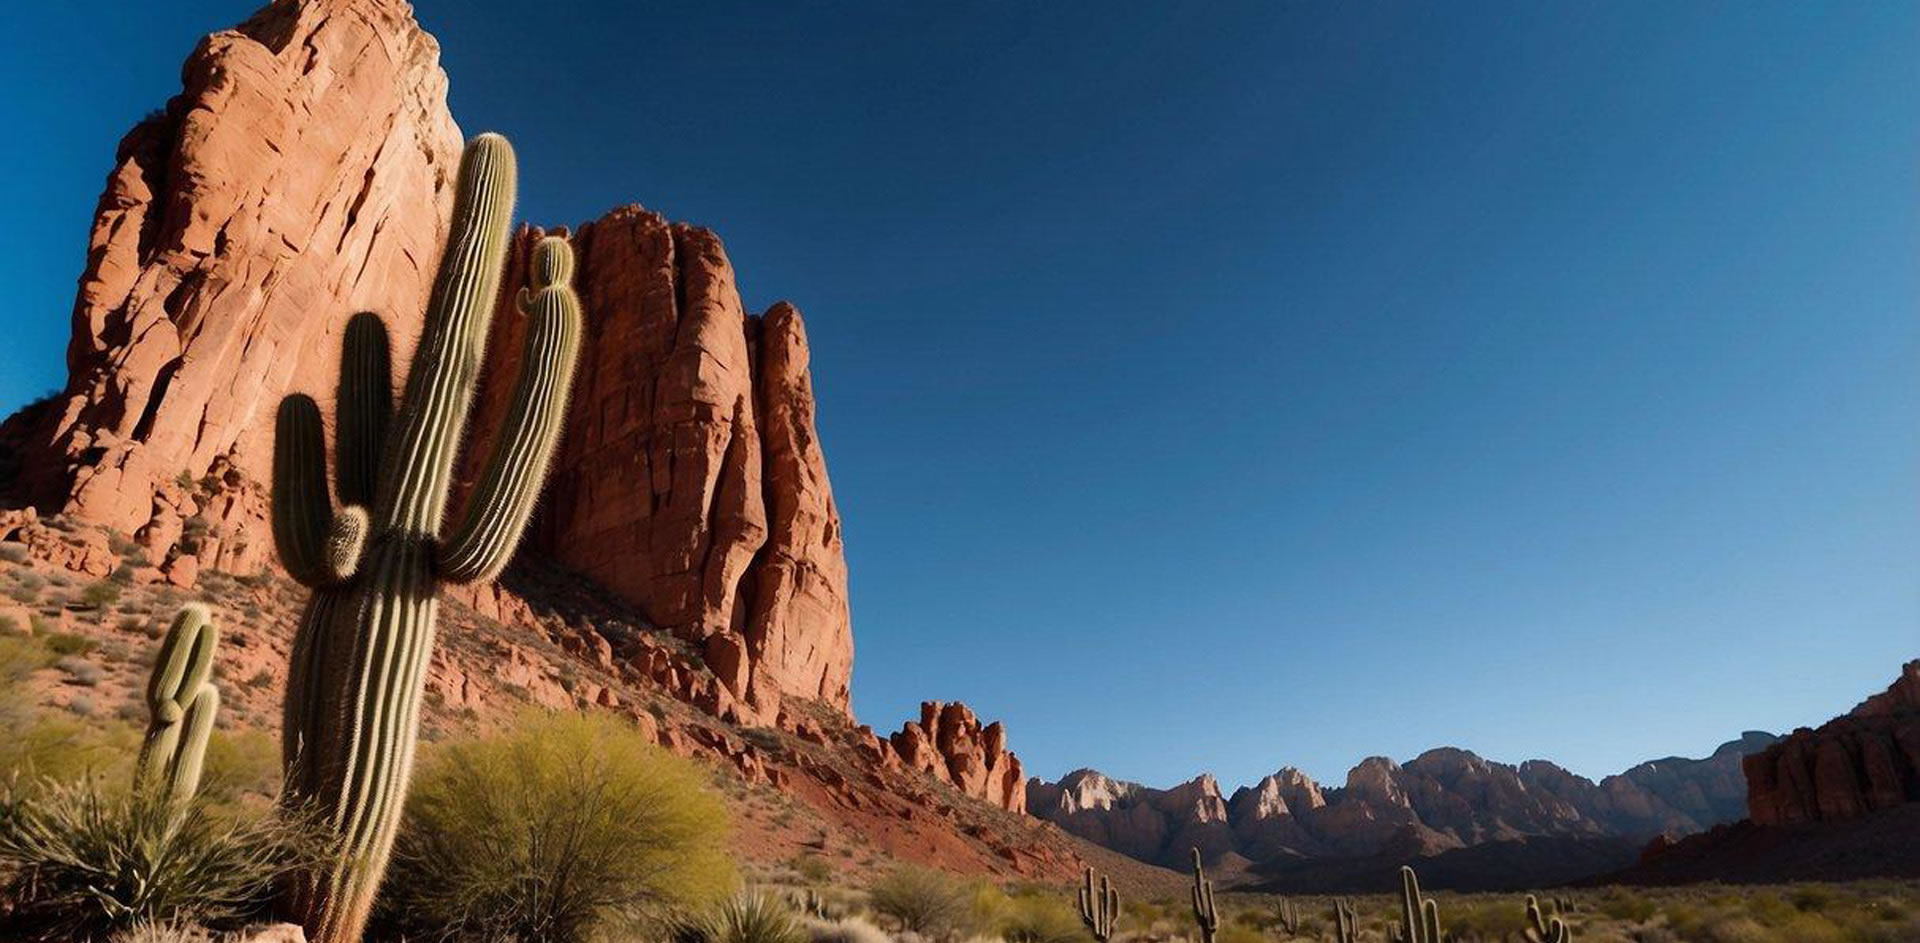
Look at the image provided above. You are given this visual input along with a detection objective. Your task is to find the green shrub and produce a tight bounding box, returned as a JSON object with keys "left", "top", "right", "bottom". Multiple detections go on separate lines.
{"left": 867, "top": 865, "right": 971, "bottom": 940}
{"left": 676, "top": 894, "right": 809, "bottom": 943}
{"left": 0, "top": 780, "right": 325, "bottom": 940}
{"left": 996, "top": 892, "right": 1083, "bottom": 943}
{"left": 81, "top": 580, "right": 123, "bottom": 609}
{"left": 44, "top": 631, "right": 98, "bottom": 656}
{"left": 378, "top": 711, "right": 735, "bottom": 942}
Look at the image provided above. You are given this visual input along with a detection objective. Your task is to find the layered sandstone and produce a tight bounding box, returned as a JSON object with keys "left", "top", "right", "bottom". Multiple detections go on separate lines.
{"left": 1744, "top": 661, "right": 1920, "bottom": 827}
{"left": 878, "top": 702, "right": 1026, "bottom": 813}
{"left": 1, "top": 0, "right": 854, "bottom": 720}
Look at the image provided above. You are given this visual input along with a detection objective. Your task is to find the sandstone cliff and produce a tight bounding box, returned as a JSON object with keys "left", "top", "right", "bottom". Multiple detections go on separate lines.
{"left": 1744, "top": 661, "right": 1920, "bottom": 826}
{"left": 872, "top": 702, "right": 1026, "bottom": 813}
{"left": 0, "top": 0, "right": 853, "bottom": 722}
{"left": 1029, "top": 733, "right": 1776, "bottom": 870}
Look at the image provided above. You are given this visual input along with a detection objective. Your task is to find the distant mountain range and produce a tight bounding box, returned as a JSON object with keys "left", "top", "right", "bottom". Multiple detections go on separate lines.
{"left": 1027, "top": 732, "right": 1778, "bottom": 880}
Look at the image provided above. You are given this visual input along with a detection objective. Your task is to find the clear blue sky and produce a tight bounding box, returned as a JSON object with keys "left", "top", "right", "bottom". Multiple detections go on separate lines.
{"left": 3, "top": 2, "right": 1915, "bottom": 791}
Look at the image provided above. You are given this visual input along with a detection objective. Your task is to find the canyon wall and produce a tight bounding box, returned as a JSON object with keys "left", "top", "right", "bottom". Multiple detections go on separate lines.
{"left": 1744, "top": 661, "right": 1920, "bottom": 827}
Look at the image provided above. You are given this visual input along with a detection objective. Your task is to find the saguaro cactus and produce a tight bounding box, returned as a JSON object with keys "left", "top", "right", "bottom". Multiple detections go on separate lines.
{"left": 1526, "top": 894, "right": 1573, "bottom": 943}
{"left": 1332, "top": 899, "right": 1359, "bottom": 943}
{"left": 136, "top": 603, "right": 220, "bottom": 808}
{"left": 1389, "top": 865, "right": 1445, "bottom": 943}
{"left": 1078, "top": 867, "right": 1120, "bottom": 942}
{"left": 275, "top": 133, "right": 583, "bottom": 943}
{"left": 1274, "top": 897, "right": 1301, "bottom": 936}
{"left": 1189, "top": 848, "right": 1219, "bottom": 943}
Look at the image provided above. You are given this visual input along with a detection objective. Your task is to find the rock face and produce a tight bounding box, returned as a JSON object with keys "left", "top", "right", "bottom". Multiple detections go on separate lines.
{"left": 877, "top": 702, "right": 1026, "bottom": 812}
{"left": 1745, "top": 661, "right": 1920, "bottom": 827}
{"left": 1029, "top": 734, "right": 1777, "bottom": 869}
{"left": 0, "top": 0, "right": 461, "bottom": 583}
{"left": 1, "top": 0, "right": 854, "bottom": 720}
{"left": 467, "top": 215, "right": 853, "bottom": 721}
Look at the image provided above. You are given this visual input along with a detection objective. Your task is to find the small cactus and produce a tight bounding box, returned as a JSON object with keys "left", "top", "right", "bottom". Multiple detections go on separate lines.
{"left": 1078, "top": 867, "right": 1119, "bottom": 942}
{"left": 1526, "top": 894, "right": 1573, "bottom": 943}
{"left": 1275, "top": 897, "right": 1301, "bottom": 936}
{"left": 1389, "top": 866, "right": 1445, "bottom": 943}
{"left": 1189, "top": 848, "right": 1218, "bottom": 943}
{"left": 1333, "top": 898, "right": 1359, "bottom": 943}
{"left": 135, "top": 603, "right": 220, "bottom": 808}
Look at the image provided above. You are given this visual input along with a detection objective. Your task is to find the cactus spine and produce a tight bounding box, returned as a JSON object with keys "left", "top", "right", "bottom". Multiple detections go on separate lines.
{"left": 1333, "top": 899, "right": 1358, "bottom": 943}
{"left": 275, "top": 133, "right": 583, "bottom": 943}
{"left": 1389, "top": 866, "right": 1445, "bottom": 943}
{"left": 1189, "top": 848, "right": 1219, "bottom": 943}
{"left": 1526, "top": 894, "right": 1573, "bottom": 943}
{"left": 136, "top": 603, "right": 220, "bottom": 808}
{"left": 1078, "top": 867, "right": 1120, "bottom": 942}
{"left": 1274, "top": 897, "right": 1300, "bottom": 937}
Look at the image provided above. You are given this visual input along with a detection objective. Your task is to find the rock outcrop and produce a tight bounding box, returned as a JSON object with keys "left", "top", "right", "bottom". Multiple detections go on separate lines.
{"left": 0, "top": 0, "right": 462, "bottom": 584}
{"left": 466, "top": 215, "right": 852, "bottom": 721}
{"left": 1029, "top": 733, "right": 1777, "bottom": 869}
{"left": 1, "top": 0, "right": 853, "bottom": 721}
{"left": 1744, "top": 661, "right": 1920, "bottom": 827}
{"left": 878, "top": 702, "right": 1026, "bottom": 813}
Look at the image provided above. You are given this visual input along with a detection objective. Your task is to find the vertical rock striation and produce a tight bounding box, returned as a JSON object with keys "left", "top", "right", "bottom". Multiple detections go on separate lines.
{"left": 1, "top": 0, "right": 462, "bottom": 582}
{"left": 1745, "top": 661, "right": 1920, "bottom": 827}
{"left": 463, "top": 214, "right": 853, "bottom": 720}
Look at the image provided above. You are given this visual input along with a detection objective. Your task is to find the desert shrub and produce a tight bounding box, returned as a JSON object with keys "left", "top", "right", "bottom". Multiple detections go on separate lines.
{"left": 676, "top": 894, "right": 809, "bottom": 943}
{"left": 81, "top": 580, "right": 123, "bottom": 609}
{"left": 196, "top": 728, "right": 283, "bottom": 803}
{"left": 0, "top": 542, "right": 29, "bottom": 564}
{"left": 868, "top": 866, "right": 972, "bottom": 940}
{"left": 792, "top": 853, "right": 835, "bottom": 884}
{"left": 803, "top": 915, "right": 892, "bottom": 943}
{"left": 1443, "top": 898, "right": 1528, "bottom": 939}
{"left": 0, "top": 633, "right": 54, "bottom": 680}
{"left": 56, "top": 654, "right": 104, "bottom": 686}
{"left": 1215, "top": 924, "right": 1266, "bottom": 943}
{"left": 995, "top": 892, "right": 1083, "bottom": 943}
{"left": 378, "top": 710, "right": 735, "bottom": 942}
{"left": 0, "top": 780, "right": 325, "bottom": 940}
{"left": 44, "top": 631, "right": 99, "bottom": 656}
{"left": 66, "top": 694, "right": 96, "bottom": 717}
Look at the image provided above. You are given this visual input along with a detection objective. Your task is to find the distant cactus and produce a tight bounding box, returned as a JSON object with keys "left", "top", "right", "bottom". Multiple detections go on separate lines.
{"left": 275, "top": 133, "right": 583, "bottom": 943}
{"left": 1526, "top": 894, "right": 1573, "bottom": 943}
{"left": 1274, "top": 897, "right": 1301, "bottom": 936}
{"left": 135, "top": 603, "right": 220, "bottom": 809}
{"left": 1388, "top": 866, "right": 1445, "bottom": 943}
{"left": 1078, "top": 867, "right": 1119, "bottom": 942}
{"left": 1189, "top": 848, "right": 1219, "bottom": 943}
{"left": 1333, "top": 898, "right": 1359, "bottom": 943}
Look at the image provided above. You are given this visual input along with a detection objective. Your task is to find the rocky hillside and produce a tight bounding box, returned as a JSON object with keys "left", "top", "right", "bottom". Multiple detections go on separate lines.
{"left": 0, "top": 0, "right": 847, "bottom": 730}
{"left": 1030, "top": 733, "right": 1776, "bottom": 872}
{"left": 0, "top": 0, "right": 1089, "bottom": 883}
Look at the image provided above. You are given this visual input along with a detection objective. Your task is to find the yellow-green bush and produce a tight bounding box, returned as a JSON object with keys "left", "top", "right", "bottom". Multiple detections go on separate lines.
{"left": 377, "top": 710, "right": 735, "bottom": 942}
{"left": 867, "top": 865, "right": 972, "bottom": 940}
{"left": 995, "top": 891, "right": 1082, "bottom": 943}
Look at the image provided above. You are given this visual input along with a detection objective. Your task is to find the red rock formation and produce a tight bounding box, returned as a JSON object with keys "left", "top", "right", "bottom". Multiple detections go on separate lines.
{"left": 1745, "top": 661, "right": 1920, "bottom": 827}
{"left": 0, "top": 0, "right": 461, "bottom": 585}
{"left": 2, "top": 0, "right": 854, "bottom": 721}
{"left": 883, "top": 702, "right": 1026, "bottom": 813}
{"left": 465, "top": 217, "right": 853, "bottom": 721}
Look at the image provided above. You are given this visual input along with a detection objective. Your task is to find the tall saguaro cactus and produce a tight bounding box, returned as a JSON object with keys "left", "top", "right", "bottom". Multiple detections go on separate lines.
{"left": 1078, "top": 867, "right": 1119, "bottom": 943}
{"left": 274, "top": 132, "right": 584, "bottom": 943}
{"left": 1333, "top": 899, "right": 1359, "bottom": 943}
{"left": 136, "top": 603, "right": 220, "bottom": 808}
{"left": 1274, "top": 897, "right": 1301, "bottom": 937}
{"left": 1189, "top": 848, "right": 1219, "bottom": 943}
{"left": 1389, "top": 865, "right": 1446, "bottom": 943}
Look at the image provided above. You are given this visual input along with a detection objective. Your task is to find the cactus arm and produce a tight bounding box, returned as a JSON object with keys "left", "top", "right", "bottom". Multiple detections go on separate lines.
{"left": 375, "top": 133, "right": 517, "bottom": 536}
{"left": 335, "top": 312, "right": 393, "bottom": 508}
{"left": 273, "top": 395, "right": 336, "bottom": 587}
{"left": 439, "top": 237, "right": 583, "bottom": 583}
{"left": 136, "top": 605, "right": 220, "bottom": 808}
